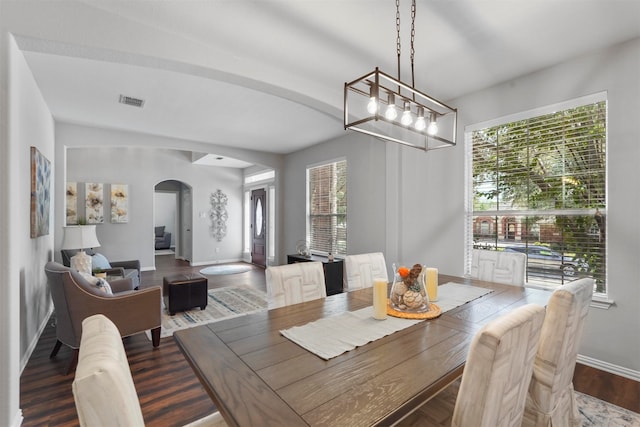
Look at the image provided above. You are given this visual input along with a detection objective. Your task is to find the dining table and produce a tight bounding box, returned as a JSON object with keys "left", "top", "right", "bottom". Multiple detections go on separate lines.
{"left": 173, "top": 274, "right": 551, "bottom": 427}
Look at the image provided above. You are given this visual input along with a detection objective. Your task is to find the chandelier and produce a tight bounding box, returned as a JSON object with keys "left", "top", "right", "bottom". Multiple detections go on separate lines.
{"left": 344, "top": 0, "right": 457, "bottom": 151}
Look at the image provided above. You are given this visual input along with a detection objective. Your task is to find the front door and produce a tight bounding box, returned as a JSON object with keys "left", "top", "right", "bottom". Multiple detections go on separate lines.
{"left": 251, "top": 188, "right": 266, "bottom": 267}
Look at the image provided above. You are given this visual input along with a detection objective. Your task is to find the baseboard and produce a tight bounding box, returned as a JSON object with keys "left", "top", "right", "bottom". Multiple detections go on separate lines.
{"left": 577, "top": 354, "right": 640, "bottom": 382}
{"left": 10, "top": 409, "right": 23, "bottom": 427}
{"left": 20, "top": 305, "right": 54, "bottom": 374}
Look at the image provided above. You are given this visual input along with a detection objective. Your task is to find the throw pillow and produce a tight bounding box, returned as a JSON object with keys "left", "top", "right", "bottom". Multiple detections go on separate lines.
{"left": 91, "top": 253, "right": 112, "bottom": 270}
{"left": 155, "top": 226, "right": 165, "bottom": 237}
{"left": 78, "top": 271, "right": 113, "bottom": 295}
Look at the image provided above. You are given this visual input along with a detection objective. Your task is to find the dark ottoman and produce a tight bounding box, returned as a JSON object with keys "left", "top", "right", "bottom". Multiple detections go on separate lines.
{"left": 163, "top": 273, "right": 208, "bottom": 315}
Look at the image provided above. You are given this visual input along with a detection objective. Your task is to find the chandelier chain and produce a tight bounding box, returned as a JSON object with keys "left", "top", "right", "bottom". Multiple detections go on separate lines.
{"left": 395, "top": 0, "right": 401, "bottom": 82}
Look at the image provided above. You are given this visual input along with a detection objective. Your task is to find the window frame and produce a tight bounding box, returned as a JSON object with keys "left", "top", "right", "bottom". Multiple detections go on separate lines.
{"left": 306, "top": 158, "right": 347, "bottom": 257}
{"left": 465, "top": 92, "right": 608, "bottom": 297}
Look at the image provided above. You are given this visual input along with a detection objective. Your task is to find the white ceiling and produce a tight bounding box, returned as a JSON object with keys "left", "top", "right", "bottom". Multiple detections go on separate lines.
{"left": 17, "top": 0, "right": 640, "bottom": 167}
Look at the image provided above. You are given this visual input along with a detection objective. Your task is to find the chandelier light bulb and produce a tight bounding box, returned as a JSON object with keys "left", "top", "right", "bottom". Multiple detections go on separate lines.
{"left": 427, "top": 114, "right": 438, "bottom": 135}
{"left": 384, "top": 93, "right": 397, "bottom": 120}
{"left": 367, "top": 97, "right": 378, "bottom": 114}
{"left": 415, "top": 107, "right": 426, "bottom": 131}
{"left": 401, "top": 102, "right": 413, "bottom": 126}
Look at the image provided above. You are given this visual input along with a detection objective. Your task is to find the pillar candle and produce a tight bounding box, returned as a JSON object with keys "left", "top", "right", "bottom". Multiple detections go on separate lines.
{"left": 373, "top": 278, "right": 388, "bottom": 320}
{"left": 426, "top": 268, "right": 438, "bottom": 302}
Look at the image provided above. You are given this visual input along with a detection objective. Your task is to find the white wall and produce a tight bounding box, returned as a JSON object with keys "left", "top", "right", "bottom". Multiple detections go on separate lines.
{"left": 57, "top": 124, "right": 247, "bottom": 269}
{"left": 0, "top": 34, "right": 56, "bottom": 427}
{"left": 282, "top": 39, "right": 640, "bottom": 376}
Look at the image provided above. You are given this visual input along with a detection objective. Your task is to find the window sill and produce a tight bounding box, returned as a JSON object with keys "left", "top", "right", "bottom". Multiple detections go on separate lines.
{"left": 524, "top": 283, "right": 614, "bottom": 309}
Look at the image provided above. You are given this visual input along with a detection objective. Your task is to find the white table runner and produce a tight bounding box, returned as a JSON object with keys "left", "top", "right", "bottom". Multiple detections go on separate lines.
{"left": 280, "top": 282, "right": 493, "bottom": 360}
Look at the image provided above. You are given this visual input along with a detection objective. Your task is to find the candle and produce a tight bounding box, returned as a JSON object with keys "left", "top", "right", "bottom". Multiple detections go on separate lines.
{"left": 373, "top": 278, "right": 388, "bottom": 320}
{"left": 426, "top": 268, "right": 438, "bottom": 302}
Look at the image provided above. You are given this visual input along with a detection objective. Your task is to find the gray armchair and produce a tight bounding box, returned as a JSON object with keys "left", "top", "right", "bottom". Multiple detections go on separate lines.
{"left": 154, "top": 226, "right": 172, "bottom": 250}
{"left": 61, "top": 249, "right": 141, "bottom": 289}
{"left": 45, "top": 261, "right": 162, "bottom": 375}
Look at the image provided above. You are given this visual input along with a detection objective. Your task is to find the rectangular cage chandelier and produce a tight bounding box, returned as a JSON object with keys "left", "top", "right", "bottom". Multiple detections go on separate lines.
{"left": 344, "top": 68, "right": 457, "bottom": 151}
{"left": 343, "top": 0, "right": 457, "bottom": 152}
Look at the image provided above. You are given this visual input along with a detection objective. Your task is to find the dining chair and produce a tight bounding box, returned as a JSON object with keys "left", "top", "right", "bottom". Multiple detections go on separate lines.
{"left": 343, "top": 252, "right": 388, "bottom": 291}
{"left": 399, "top": 303, "right": 545, "bottom": 427}
{"left": 73, "top": 314, "right": 227, "bottom": 427}
{"left": 522, "top": 277, "right": 594, "bottom": 427}
{"left": 470, "top": 248, "right": 527, "bottom": 286}
{"left": 265, "top": 262, "right": 326, "bottom": 309}
{"left": 452, "top": 303, "right": 545, "bottom": 426}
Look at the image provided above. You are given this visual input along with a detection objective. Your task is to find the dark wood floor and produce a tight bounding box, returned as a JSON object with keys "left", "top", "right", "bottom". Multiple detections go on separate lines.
{"left": 20, "top": 255, "right": 639, "bottom": 426}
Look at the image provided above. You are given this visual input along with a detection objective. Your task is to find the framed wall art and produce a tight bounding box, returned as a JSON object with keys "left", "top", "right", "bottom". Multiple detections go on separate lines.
{"left": 30, "top": 146, "right": 51, "bottom": 238}
{"left": 66, "top": 182, "right": 78, "bottom": 225}
{"left": 110, "top": 183, "right": 129, "bottom": 223}
{"left": 85, "top": 182, "right": 104, "bottom": 224}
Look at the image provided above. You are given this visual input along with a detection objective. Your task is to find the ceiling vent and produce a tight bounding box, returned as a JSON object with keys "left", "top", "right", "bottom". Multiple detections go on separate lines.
{"left": 118, "top": 95, "right": 145, "bottom": 108}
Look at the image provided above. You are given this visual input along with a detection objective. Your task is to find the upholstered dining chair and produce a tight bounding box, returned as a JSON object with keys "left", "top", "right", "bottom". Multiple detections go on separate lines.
{"left": 265, "top": 262, "right": 326, "bottom": 309}
{"left": 399, "top": 303, "right": 545, "bottom": 427}
{"left": 470, "top": 249, "right": 527, "bottom": 286}
{"left": 343, "top": 252, "right": 388, "bottom": 292}
{"left": 45, "top": 261, "right": 162, "bottom": 374}
{"left": 73, "top": 314, "right": 227, "bottom": 427}
{"left": 522, "top": 278, "right": 594, "bottom": 427}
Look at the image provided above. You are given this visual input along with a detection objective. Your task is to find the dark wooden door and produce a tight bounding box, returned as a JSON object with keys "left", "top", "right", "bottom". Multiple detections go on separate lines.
{"left": 251, "top": 188, "right": 267, "bottom": 267}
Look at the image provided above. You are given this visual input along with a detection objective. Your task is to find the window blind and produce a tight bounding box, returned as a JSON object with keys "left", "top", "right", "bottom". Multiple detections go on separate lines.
{"left": 307, "top": 160, "right": 347, "bottom": 256}
{"left": 469, "top": 99, "right": 606, "bottom": 292}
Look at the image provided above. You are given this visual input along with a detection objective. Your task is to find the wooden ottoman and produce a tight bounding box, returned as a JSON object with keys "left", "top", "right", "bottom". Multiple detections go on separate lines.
{"left": 163, "top": 273, "right": 208, "bottom": 315}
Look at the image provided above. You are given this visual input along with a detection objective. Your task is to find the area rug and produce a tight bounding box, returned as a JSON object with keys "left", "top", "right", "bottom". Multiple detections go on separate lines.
{"left": 409, "top": 378, "right": 640, "bottom": 426}
{"left": 576, "top": 390, "right": 640, "bottom": 426}
{"left": 199, "top": 264, "right": 252, "bottom": 275}
{"left": 148, "top": 286, "right": 267, "bottom": 339}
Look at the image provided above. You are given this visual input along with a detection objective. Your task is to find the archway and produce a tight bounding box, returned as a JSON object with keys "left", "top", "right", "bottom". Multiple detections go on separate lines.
{"left": 154, "top": 180, "right": 193, "bottom": 264}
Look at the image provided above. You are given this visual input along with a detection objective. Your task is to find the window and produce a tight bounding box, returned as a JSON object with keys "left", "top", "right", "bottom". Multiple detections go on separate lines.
{"left": 466, "top": 93, "right": 606, "bottom": 292}
{"left": 307, "top": 159, "right": 347, "bottom": 256}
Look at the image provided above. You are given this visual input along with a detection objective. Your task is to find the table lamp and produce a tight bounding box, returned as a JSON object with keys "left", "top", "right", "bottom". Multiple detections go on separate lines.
{"left": 61, "top": 225, "right": 101, "bottom": 275}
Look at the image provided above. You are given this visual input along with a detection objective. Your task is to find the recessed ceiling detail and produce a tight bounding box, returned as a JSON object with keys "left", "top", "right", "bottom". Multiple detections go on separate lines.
{"left": 118, "top": 95, "right": 145, "bottom": 108}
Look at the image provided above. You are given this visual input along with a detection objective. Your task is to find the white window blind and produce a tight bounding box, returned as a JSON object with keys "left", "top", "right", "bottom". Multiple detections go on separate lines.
{"left": 468, "top": 96, "right": 607, "bottom": 292}
{"left": 307, "top": 160, "right": 347, "bottom": 256}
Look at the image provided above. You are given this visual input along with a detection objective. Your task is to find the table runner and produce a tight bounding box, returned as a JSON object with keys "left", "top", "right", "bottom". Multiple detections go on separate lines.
{"left": 280, "top": 282, "right": 492, "bottom": 360}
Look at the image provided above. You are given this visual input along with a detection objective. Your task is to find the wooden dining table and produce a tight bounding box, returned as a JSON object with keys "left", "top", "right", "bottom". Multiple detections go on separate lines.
{"left": 174, "top": 274, "right": 551, "bottom": 427}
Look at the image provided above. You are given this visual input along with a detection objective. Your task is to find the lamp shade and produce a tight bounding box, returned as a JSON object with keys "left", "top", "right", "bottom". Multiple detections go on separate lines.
{"left": 61, "top": 225, "right": 101, "bottom": 250}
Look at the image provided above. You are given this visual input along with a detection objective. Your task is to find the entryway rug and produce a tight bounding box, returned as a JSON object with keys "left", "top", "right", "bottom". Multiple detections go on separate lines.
{"left": 199, "top": 264, "right": 252, "bottom": 275}
{"left": 148, "top": 286, "right": 267, "bottom": 339}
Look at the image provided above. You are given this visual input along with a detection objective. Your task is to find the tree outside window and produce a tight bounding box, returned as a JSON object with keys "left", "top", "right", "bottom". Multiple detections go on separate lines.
{"left": 469, "top": 97, "right": 606, "bottom": 292}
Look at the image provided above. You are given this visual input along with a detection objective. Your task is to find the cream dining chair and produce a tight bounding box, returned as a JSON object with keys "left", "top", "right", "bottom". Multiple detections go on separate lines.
{"left": 522, "top": 277, "right": 594, "bottom": 427}
{"left": 470, "top": 248, "right": 527, "bottom": 286}
{"left": 343, "top": 252, "right": 388, "bottom": 292}
{"left": 73, "top": 314, "right": 226, "bottom": 427}
{"left": 399, "top": 303, "right": 546, "bottom": 427}
{"left": 265, "top": 262, "right": 326, "bottom": 309}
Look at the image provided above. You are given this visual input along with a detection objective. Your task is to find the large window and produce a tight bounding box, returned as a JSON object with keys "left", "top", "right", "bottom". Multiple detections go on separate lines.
{"left": 466, "top": 93, "right": 607, "bottom": 292}
{"left": 307, "top": 159, "right": 347, "bottom": 256}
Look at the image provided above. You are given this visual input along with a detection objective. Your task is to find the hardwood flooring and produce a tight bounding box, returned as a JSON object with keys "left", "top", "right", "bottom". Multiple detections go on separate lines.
{"left": 20, "top": 256, "right": 638, "bottom": 426}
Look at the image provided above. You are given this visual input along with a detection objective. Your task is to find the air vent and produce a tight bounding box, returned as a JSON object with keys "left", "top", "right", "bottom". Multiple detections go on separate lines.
{"left": 118, "top": 95, "right": 145, "bottom": 108}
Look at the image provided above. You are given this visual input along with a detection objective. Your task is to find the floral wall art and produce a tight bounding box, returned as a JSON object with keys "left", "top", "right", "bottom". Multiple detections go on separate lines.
{"left": 110, "top": 183, "right": 129, "bottom": 223}
{"left": 66, "top": 182, "right": 78, "bottom": 225}
{"left": 85, "top": 182, "right": 104, "bottom": 224}
{"left": 30, "top": 146, "right": 51, "bottom": 238}
{"left": 209, "top": 189, "right": 228, "bottom": 242}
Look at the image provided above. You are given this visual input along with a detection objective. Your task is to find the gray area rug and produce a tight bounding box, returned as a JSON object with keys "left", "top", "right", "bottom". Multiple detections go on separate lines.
{"left": 147, "top": 286, "right": 267, "bottom": 339}
{"left": 399, "top": 378, "right": 640, "bottom": 426}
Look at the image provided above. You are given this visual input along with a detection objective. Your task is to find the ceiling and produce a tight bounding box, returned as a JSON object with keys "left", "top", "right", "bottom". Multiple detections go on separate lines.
{"left": 18, "top": 0, "right": 640, "bottom": 168}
